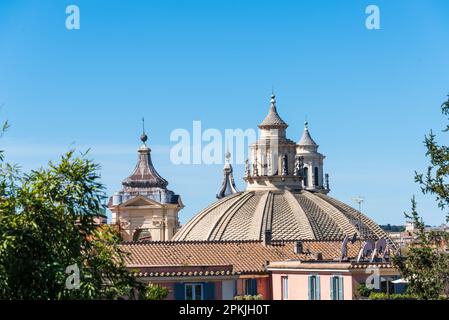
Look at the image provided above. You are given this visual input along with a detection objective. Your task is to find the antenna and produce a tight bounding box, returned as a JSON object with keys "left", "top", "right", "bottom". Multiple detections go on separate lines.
{"left": 352, "top": 196, "right": 364, "bottom": 212}
{"left": 351, "top": 196, "right": 365, "bottom": 239}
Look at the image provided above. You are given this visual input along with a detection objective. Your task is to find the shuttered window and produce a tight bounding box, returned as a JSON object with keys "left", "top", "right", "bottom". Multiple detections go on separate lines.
{"left": 185, "top": 283, "right": 203, "bottom": 300}
{"left": 308, "top": 275, "right": 320, "bottom": 300}
{"left": 330, "top": 276, "right": 344, "bottom": 300}
{"left": 281, "top": 276, "right": 288, "bottom": 300}
{"left": 244, "top": 279, "right": 257, "bottom": 295}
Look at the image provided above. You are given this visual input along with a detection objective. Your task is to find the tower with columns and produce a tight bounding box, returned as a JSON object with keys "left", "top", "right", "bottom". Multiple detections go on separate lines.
{"left": 244, "top": 94, "right": 329, "bottom": 194}
{"left": 297, "top": 121, "right": 329, "bottom": 193}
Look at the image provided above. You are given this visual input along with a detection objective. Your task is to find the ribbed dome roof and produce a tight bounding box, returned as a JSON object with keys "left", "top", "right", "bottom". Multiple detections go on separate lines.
{"left": 173, "top": 190, "right": 388, "bottom": 242}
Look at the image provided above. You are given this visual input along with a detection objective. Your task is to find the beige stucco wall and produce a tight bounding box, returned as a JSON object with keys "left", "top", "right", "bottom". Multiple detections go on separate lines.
{"left": 110, "top": 201, "right": 181, "bottom": 241}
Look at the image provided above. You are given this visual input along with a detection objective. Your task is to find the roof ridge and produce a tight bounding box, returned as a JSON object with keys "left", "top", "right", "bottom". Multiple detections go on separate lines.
{"left": 120, "top": 238, "right": 355, "bottom": 246}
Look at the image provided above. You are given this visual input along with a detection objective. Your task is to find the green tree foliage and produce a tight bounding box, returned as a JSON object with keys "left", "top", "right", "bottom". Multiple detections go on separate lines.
{"left": 143, "top": 283, "right": 169, "bottom": 300}
{"left": 415, "top": 96, "right": 449, "bottom": 220}
{"left": 368, "top": 292, "right": 416, "bottom": 300}
{"left": 393, "top": 95, "right": 449, "bottom": 300}
{"left": 0, "top": 124, "right": 142, "bottom": 299}
{"left": 355, "top": 283, "right": 374, "bottom": 298}
{"left": 234, "top": 294, "right": 263, "bottom": 300}
{"left": 380, "top": 224, "right": 405, "bottom": 232}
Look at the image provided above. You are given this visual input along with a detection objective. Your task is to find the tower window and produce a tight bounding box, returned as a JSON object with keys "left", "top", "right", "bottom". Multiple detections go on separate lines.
{"left": 314, "top": 167, "right": 319, "bottom": 186}
{"left": 303, "top": 167, "right": 309, "bottom": 187}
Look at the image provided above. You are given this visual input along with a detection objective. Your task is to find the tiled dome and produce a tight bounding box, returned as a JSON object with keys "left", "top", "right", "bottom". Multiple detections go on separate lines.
{"left": 173, "top": 190, "right": 388, "bottom": 241}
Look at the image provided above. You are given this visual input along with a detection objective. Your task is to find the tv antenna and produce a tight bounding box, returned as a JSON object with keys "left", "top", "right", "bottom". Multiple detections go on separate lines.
{"left": 352, "top": 196, "right": 365, "bottom": 212}
{"left": 351, "top": 196, "right": 365, "bottom": 239}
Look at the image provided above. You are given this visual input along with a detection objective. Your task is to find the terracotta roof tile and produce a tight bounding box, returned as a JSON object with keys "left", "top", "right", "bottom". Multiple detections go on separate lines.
{"left": 122, "top": 240, "right": 362, "bottom": 274}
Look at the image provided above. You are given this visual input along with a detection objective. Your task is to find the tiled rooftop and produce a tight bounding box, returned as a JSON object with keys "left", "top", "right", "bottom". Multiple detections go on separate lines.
{"left": 122, "top": 240, "right": 363, "bottom": 274}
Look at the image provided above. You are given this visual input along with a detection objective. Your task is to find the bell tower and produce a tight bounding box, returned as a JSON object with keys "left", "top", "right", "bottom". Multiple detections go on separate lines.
{"left": 296, "top": 121, "right": 329, "bottom": 193}
{"left": 245, "top": 94, "right": 303, "bottom": 191}
{"left": 108, "top": 120, "right": 183, "bottom": 241}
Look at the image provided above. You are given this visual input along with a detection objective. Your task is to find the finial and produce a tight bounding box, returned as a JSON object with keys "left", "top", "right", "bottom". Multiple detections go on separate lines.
{"left": 224, "top": 141, "right": 231, "bottom": 162}
{"left": 270, "top": 92, "right": 276, "bottom": 106}
{"left": 304, "top": 116, "right": 309, "bottom": 129}
{"left": 140, "top": 117, "right": 148, "bottom": 143}
{"left": 225, "top": 149, "right": 231, "bottom": 162}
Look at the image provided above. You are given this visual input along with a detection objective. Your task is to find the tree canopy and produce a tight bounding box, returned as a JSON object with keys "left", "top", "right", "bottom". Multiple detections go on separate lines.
{"left": 393, "top": 95, "right": 449, "bottom": 300}
{"left": 0, "top": 123, "right": 142, "bottom": 299}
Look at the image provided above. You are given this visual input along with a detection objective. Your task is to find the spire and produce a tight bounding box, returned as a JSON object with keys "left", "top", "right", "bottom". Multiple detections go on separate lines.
{"left": 122, "top": 122, "right": 169, "bottom": 190}
{"left": 216, "top": 149, "right": 239, "bottom": 199}
{"left": 258, "top": 94, "right": 288, "bottom": 129}
{"left": 140, "top": 117, "right": 148, "bottom": 145}
{"left": 298, "top": 121, "right": 318, "bottom": 147}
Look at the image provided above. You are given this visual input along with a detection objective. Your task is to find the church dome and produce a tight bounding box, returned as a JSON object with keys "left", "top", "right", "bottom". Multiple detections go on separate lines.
{"left": 173, "top": 94, "right": 389, "bottom": 244}
{"left": 173, "top": 190, "right": 388, "bottom": 241}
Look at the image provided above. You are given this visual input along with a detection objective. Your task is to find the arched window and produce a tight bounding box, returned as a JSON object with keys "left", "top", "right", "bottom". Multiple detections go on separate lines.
{"left": 303, "top": 167, "right": 309, "bottom": 187}
{"left": 314, "top": 167, "right": 319, "bottom": 186}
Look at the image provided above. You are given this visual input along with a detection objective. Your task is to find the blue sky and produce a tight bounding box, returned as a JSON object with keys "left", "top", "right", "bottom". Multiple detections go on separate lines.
{"left": 1, "top": 0, "right": 448, "bottom": 226}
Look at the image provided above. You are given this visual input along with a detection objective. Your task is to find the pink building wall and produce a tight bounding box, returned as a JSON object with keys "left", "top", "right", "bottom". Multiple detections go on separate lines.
{"left": 272, "top": 272, "right": 353, "bottom": 300}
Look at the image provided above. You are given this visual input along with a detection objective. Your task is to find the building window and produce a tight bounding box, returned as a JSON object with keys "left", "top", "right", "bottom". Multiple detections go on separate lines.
{"left": 244, "top": 279, "right": 257, "bottom": 295}
{"left": 314, "top": 167, "right": 319, "bottom": 186}
{"left": 185, "top": 283, "right": 203, "bottom": 300}
{"left": 308, "top": 275, "right": 320, "bottom": 300}
{"left": 330, "top": 276, "right": 344, "bottom": 300}
{"left": 281, "top": 276, "right": 288, "bottom": 300}
{"left": 303, "top": 167, "right": 309, "bottom": 187}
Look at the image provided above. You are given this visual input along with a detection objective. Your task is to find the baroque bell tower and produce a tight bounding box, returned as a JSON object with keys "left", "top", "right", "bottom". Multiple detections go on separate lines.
{"left": 108, "top": 120, "right": 183, "bottom": 241}
{"left": 243, "top": 93, "right": 330, "bottom": 194}
{"left": 296, "top": 121, "right": 329, "bottom": 193}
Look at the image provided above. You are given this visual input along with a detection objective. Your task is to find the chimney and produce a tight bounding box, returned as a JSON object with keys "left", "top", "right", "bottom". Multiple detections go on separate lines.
{"left": 294, "top": 241, "right": 303, "bottom": 254}
{"left": 312, "top": 252, "right": 323, "bottom": 260}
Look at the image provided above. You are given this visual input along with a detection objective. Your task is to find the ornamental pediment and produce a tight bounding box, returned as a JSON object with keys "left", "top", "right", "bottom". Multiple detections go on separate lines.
{"left": 119, "top": 195, "right": 163, "bottom": 208}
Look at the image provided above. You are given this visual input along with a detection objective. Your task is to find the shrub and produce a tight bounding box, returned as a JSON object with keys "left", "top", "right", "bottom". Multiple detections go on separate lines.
{"left": 234, "top": 294, "right": 263, "bottom": 300}
{"left": 368, "top": 292, "right": 417, "bottom": 300}
{"left": 143, "top": 283, "right": 169, "bottom": 300}
{"left": 356, "top": 283, "right": 373, "bottom": 298}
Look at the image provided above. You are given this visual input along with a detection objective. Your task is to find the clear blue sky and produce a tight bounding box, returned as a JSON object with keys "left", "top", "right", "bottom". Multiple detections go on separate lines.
{"left": 1, "top": 0, "right": 448, "bottom": 226}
